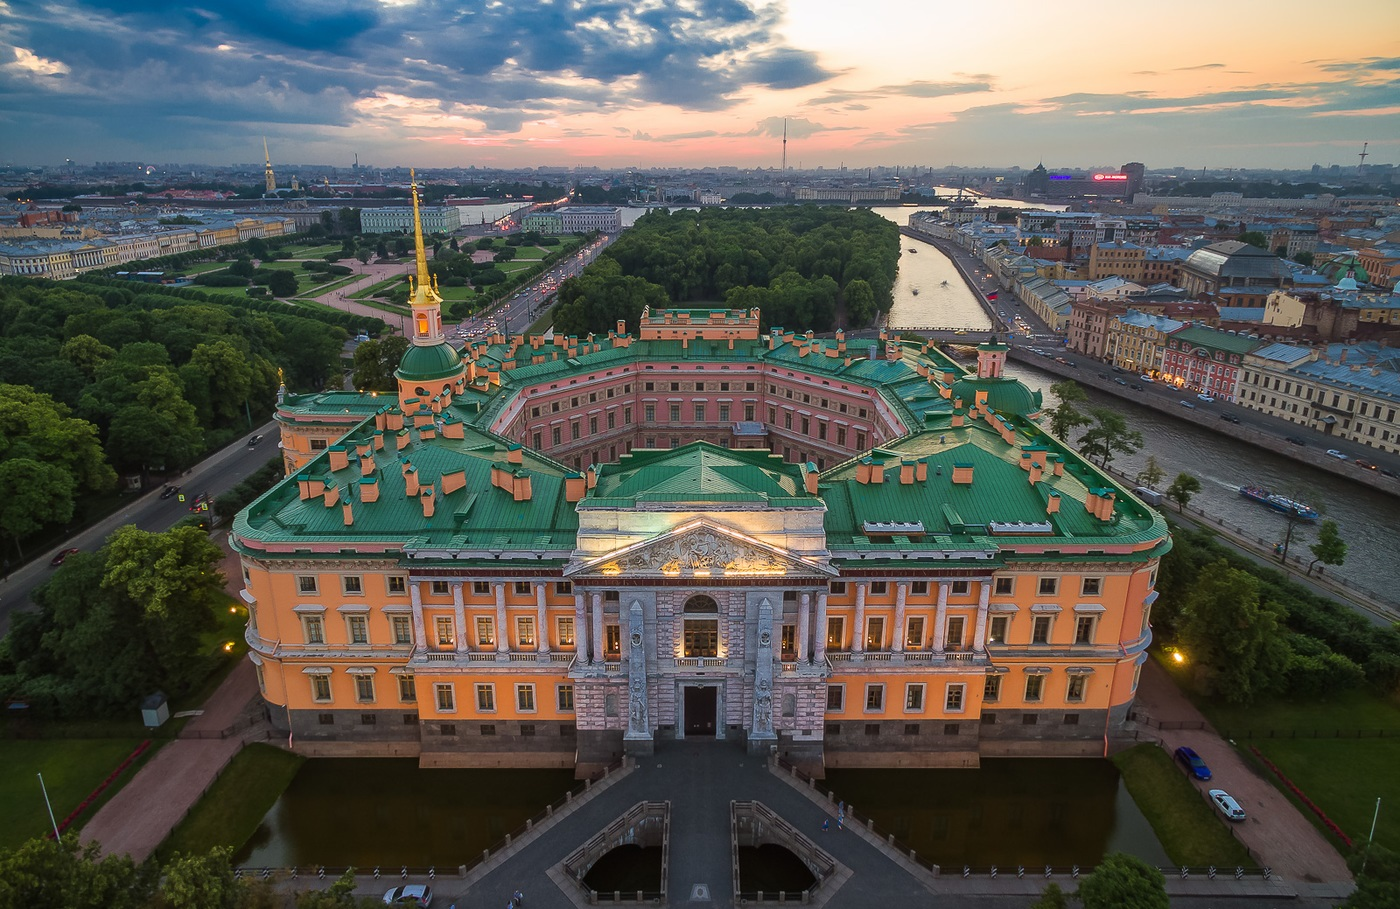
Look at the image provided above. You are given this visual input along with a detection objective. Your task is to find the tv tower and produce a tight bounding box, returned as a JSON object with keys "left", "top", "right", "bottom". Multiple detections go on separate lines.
{"left": 1358, "top": 142, "right": 1369, "bottom": 174}
{"left": 263, "top": 137, "right": 276, "bottom": 195}
{"left": 781, "top": 119, "right": 789, "bottom": 199}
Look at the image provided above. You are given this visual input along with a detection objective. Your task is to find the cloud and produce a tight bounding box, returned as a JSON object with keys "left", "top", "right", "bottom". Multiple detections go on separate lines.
{"left": 810, "top": 79, "right": 992, "bottom": 106}
{"left": 5, "top": 46, "right": 69, "bottom": 77}
{"left": 1174, "top": 63, "right": 1226, "bottom": 71}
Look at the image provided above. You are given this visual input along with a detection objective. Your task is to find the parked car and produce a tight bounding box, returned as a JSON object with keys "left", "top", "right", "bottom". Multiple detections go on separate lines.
{"left": 1129, "top": 383, "right": 1144, "bottom": 391}
{"left": 1179, "top": 400, "right": 1196, "bottom": 409}
{"left": 160, "top": 485, "right": 181, "bottom": 499}
{"left": 1285, "top": 436, "right": 1306, "bottom": 446}
{"left": 1209, "top": 789, "right": 1247, "bottom": 821}
{"left": 1115, "top": 378, "right": 1128, "bottom": 386}
{"left": 1326, "top": 449, "right": 1348, "bottom": 460}
{"left": 1219, "top": 414, "right": 1241, "bottom": 424}
{"left": 1139, "top": 375, "right": 1154, "bottom": 383}
{"left": 1174, "top": 746, "right": 1212, "bottom": 781}
{"left": 50, "top": 548, "right": 81, "bottom": 567}
{"left": 1196, "top": 393, "right": 1216, "bottom": 403}
{"left": 382, "top": 885, "right": 433, "bottom": 907}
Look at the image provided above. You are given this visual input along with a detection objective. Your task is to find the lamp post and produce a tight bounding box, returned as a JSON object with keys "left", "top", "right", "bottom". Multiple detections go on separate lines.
{"left": 38, "top": 773, "right": 60, "bottom": 842}
{"left": 1362, "top": 797, "right": 1382, "bottom": 875}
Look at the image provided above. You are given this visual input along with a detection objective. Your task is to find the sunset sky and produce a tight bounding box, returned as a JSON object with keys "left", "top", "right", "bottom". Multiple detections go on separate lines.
{"left": 2, "top": 0, "right": 1398, "bottom": 171}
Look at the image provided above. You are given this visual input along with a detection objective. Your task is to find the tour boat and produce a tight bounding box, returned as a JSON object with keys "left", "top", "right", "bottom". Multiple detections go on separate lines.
{"left": 1238, "top": 486, "right": 1319, "bottom": 521}
{"left": 911, "top": 287, "right": 919, "bottom": 295}
{"left": 908, "top": 247, "right": 918, "bottom": 253}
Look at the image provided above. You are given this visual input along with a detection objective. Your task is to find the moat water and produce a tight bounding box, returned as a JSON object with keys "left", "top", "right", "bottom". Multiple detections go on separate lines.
{"left": 232, "top": 757, "right": 1166, "bottom": 869}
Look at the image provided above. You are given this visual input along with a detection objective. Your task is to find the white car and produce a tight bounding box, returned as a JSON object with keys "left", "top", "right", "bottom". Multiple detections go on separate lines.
{"left": 1196, "top": 394, "right": 1216, "bottom": 403}
{"left": 1139, "top": 375, "right": 1154, "bottom": 383}
{"left": 383, "top": 884, "right": 432, "bottom": 906}
{"left": 1209, "top": 789, "right": 1246, "bottom": 822}
{"left": 1326, "top": 449, "right": 1348, "bottom": 461}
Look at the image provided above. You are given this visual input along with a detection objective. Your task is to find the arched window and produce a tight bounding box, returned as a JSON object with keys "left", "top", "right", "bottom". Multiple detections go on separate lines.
{"left": 684, "top": 594, "right": 719, "bottom": 614}
{"left": 682, "top": 595, "right": 719, "bottom": 658}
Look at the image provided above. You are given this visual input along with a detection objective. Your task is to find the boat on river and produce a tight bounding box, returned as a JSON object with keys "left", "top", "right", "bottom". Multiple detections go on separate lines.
{"left": 911, "top": 287, "right": 919, "bottom": 295}
{"left": 908, "top": 248, "right": 918, "bottom": 253}
{"left": 1239, "top": 486, "right": 1319, "bottom": 521}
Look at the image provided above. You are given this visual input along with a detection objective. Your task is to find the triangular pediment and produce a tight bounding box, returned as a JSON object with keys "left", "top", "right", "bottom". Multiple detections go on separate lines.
{"left": 566, "top": 519, "right": 834, "bottom": 578}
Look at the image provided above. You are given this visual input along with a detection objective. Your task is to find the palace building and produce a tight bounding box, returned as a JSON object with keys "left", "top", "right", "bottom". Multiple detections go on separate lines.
{"left": 233, "top": 179, "right": 1169, "bottom": 775}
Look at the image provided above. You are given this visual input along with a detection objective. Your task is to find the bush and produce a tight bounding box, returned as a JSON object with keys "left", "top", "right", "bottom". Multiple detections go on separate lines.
{"left": 444, "top": 276, "right": 467, "bottom": 287}
{"left": 193, "top": 274, "right": 251, "bottom": 287}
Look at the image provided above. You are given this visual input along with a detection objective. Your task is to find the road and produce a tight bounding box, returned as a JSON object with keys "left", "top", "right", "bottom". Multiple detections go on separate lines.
{"left": 0, "top": 421, "right": 281, "bottom": 635}
{"left": 452, "top": 234, "right": 617, "bottom": 341}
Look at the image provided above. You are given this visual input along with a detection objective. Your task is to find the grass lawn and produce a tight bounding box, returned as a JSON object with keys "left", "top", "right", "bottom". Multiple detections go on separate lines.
{"left": 181, "top": 261, "right": 231, "bottom": 276}
{"left": 439, "top": 284, "right": 480, "bottom": 302}
{"left": 1111, "top": 744, "right": 1253, "bottom": 867}
{"left": 278, "top": 243, "right": 340, "bottom": 259}
{"left": 525, "top": 303, "right": 556, "bottom": 336}
{"left": 0, "top": 739, "right": 149, "bottom": 850}
{"left": 157, "top": 743, "right": 305, "bottom": 859}
{"left": 352, "top": 275, "right": 407, "bottom": 299}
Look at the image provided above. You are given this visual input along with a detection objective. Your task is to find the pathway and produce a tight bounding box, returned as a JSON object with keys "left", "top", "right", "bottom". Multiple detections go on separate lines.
{"left": 1132, "top": 658, "right": 1353, "bottom": 884}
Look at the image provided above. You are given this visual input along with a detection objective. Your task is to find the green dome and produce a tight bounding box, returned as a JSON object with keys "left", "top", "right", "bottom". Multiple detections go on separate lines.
{"left": 395, "top": 342, "right": 463, "bottom": 383}
{"left": 951, "top": 376, "right": 1043, "bottom": 418}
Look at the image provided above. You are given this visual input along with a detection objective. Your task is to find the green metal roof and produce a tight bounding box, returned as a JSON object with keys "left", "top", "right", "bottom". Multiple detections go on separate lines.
{"left": 395, "top": 342, "right": 464, "bottom": 383}
{"left": 950, "top": 376, "right": 1044, "bottom": 418}
{"left": 588, "top": 442, "right": 814, "bottom": 505}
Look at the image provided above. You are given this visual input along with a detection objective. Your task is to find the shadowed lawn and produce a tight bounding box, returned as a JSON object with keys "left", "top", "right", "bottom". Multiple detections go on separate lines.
{"left": 1111, "top": 744, "right": 1252, "bottom": 867}
{"left": 0, "top": 739, "right": 147, "bottom": 850}
{"left": 158, "top": 743, "right": 305, "bottom": 859}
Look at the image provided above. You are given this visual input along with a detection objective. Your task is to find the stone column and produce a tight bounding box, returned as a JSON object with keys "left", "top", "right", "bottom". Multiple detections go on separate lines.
{"left": 796, "top": 591, "right": 812, "bottom": 664}
{"left": 813, "top": 592, "right": 829, "bottom": 664}
{"left": 410, "top": 582, "right": 426, "bottom": 653}
{"left": 933, "top": 581, "right": 950, "bottom": 652}
{"left": 624, "top": 600, "right": 651, "bottom": 749}
{"left": 852, "top": 582, "right": 867, "bottom": 653}
{"left": 892, "top": 582, "right": 908, "bottom": 653}
{"left": 973, "top": 580, "right": 991, "bottom": 652}
{"left": 535, "top": 582, "right": 550, "bottom": 654}
{"left": 452, "top": 582, "right": 468, "bottom": 654}
{"left": 573, "top": 592, "right": 590, "bottom": 664}
{"left": 750, "top": 598, "right": 777, "bottom": 748}
{"left": 591, "top": 592, "right": 605, "bottom": 664}
{"left": 494, "top": 582, "right": 509, "bottom": 653}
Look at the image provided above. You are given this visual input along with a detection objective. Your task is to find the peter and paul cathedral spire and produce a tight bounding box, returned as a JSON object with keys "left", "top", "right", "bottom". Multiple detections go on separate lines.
{"left": 263, "top": 137, "right": 276, "bottom": 196}
{"left": 394, "top": 169, "right": 464, "bottom": 409}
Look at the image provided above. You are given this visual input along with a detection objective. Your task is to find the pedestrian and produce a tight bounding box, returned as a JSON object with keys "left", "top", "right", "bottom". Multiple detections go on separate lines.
{"left": 513, "top": 889, "right": 524, "bottom": 905}
{"left": 837, "top": 816, "right": 844, "bottom": 832}
{"left": 821, "top": 819, "right": 829, "bottom": 833}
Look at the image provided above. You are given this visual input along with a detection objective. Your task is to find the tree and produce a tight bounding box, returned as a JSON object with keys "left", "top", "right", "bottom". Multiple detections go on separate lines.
{"left": 356, "top": 248, "right": 372, "bottom": 265}
{"left": 351, "top": 336, "right": 409, "bottom": 392}
{"left": 1176, "top": 560, "right": 1289, "bottom": 704}
{"left": 1237, "top": 230, "right": 1269, "bottom": 250}
{"left": 0, "top": 459, "right": 76, "bottom": 558}
{"left": 1309, "top": 520, "right": 1347, "bottom": 576}
{"left": 1296, "top": 250, "right": 1316, "bottom": 268}
{"left": 59, "top": 334, "right": 117, "bottom": 380}
{"left": 1135, "top": 455, "right": 1164, "bottom": 489}
{"left": 105, "top": 371, "right": 205, "bottom": 471}
{"left": 1076, "top": 853, "right": 1168, "bottom": 909}
{"left": 843, "top": 278, "right": 877, "bottom": 326}
{"left": 158, "top": 848, "right": 240, "bottom": 909}
{"left": 0, "top": 836, "right": 150, "bottom": 909}
{"left": 1165, "top": 472, "right": 1201, "bottom": 512}
{"left": 1047, "top": 380, "right": 1090, "bottom": 440}
{"left": 1029, "top": 881, "right": 1071, "bottom": 909}
{"left": 267, "top": 269, "right": 299, "bottom": 298}
{"left": 1077, "top": 407, "right": 1143, "bottom": 471}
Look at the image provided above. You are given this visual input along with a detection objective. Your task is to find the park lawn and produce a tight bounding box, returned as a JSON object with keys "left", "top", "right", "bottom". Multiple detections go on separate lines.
{"left": 158, "top": 743, "right": 305, "bottom": 859}
{"left": 353, "top": 275, "right": 407, "bottom": 299}
{"left": 524, "top": 303, "right": 556, "bottom": 336}
{"left": 1111, "top": 743, "right": 1252, "bottom": 868}
{"left": 1192, "top": 687, "right": 1400, "bottom": 739}
{"left": 439, "top": 284, "right": 480, "bottom": 302}
{"left": 279, "top": 243, "right": 340, "bottom": 259}
{"left": 182, "top": 261, "right": 231, "bottom": 275}
{"left": 0, "top": 739, "right": 148, "bottom": 850}
{"left": 257, "top": 261, "right": 329, "bottom": 296}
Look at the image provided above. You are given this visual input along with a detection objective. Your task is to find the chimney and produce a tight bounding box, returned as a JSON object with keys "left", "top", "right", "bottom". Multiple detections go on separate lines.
{"left": 396, "top": 430, "right": 411, "bottom": 451}
{"left": 506, "top": 443, "right": 524, "bottom": 465}
{"left": 342, "top": 501, "right": 354, "bottom": 526}
{"left": 420, "top": 424, "right": 437, "bottom": 441}
{"left": 374, "top": 411, "right": 387, "bottom": 431}
{"left": 856, "top": 458, "right": 872, "bottom": 484}
{"left": 360, "top": 476, "right": 379, "bottom": 503}
{"left": 386, "top": 412, "right": 404, "bottom": 431}
{"left": 952, "top": 464, "right": 974, "bottom": 485}
{"left": 322, "top": 484, "right": 339, "bottom": 507}
{"left": 307, "top": 476, "right": 324, "bottom": 498}
{"left": 421, "top": 486, "right": 436, "bottom": 518}
{"left": 297, "top": 474, "right": 313, "bottom": 500}
{"left": 1019, "top": 450, "right": 1033, "bottom": 471}
{"left": 404, "top": 466, "right": 420, "bottom": 497}
{"left": 441, "top": 469, "right": 467, "bottom": 495}
{"left": 512, "top": 470, "right": 532, "bottom": 502}
{"left": 1085, "top": 489, "right": 1102, "bottom": 513}
{"left": 373, "top": 430, "right": 384, "bottom": 451}
{"left": 565, "top": 472, "right": 586, "bottom": 502}
{"left": 951, "top": 411, "right": 965, "bottom": 428}
{"left": 804, "top": 464, "right": 820, "bottom": 495}
{"left": 327, "top": 446, "right": 349, "bottom": 471}
{"left": 1046, "top": 492, "right": 1061, "bottom": 514}
{"left": 1028, "top": 463, "right": 1044, "bottom": 485}
{"left": 900, "top": 459, "right": 915, "bottom": 485}
{"left": 491, "top": 463, "right": 510, "bottom": 490}
{"left": 586, "top": 464, "right": 599, "bottom": 489}
{"left": 1052, "top": 456, "right": 1065, "bottom": 476}
{"left": 915, "top": 458, "right": 928, "bottom": 482}
{"left": 361, "top": 453, "right": 375, "bottom": 476}
{"left": 441, "top": 419, "right": 464, "bottom": 439}
{"left": 1097, "top": 491, "right": 1116, "bottom": 521}
{"left": 870, "top": 460, "right": 885, "bottom": 484}
{"left": 617, "top": 319, "right": 626, "bottom": 335}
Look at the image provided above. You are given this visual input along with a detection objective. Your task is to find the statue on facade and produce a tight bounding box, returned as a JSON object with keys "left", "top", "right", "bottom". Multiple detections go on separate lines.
{"left": 754, "top": 677, "right": 773, "bottom": 734}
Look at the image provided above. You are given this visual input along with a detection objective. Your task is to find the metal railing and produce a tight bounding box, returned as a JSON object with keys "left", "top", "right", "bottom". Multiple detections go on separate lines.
{"left": 562, "top": 799, "right": 669, "bottom": 904}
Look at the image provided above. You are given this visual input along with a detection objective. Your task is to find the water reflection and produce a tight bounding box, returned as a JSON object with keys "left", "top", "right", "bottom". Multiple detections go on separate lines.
{"left": 235, "top": 760, "right": 575, "bottom": 868}
{"left": 825, "top": 761, "right": 1169, "bottom": 868}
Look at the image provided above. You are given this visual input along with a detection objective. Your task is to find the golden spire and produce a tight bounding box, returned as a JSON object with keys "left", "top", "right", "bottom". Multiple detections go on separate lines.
{"left": 409, "top": 168, "right": 440, "bottom": 309}
{"left": 263, "top": 137, "right": 276, "bottom": 195}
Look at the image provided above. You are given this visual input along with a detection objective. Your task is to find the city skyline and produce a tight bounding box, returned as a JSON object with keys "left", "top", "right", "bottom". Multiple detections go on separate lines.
{"left": 1, "top": 0, "right": 1398, "bottom": 172}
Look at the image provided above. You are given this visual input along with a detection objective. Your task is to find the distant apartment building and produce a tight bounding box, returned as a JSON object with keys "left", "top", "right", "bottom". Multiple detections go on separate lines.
{"left": 1086, "top": 242, "right": 1144, "bottom": 282}
{"left": 523, "top": 211, "right": 563, "bottom": 235}
{"left": 558, "top": 207, "right": 622, "bottom": 233}
{"left": 791, "top": 187, "right": 901, "bottom": 202}
{"left": 1104, "top": 310, "right": 1184, "bottom": 375}
{"left": 1158, "top": 324, "right": 1261, "bottom": 402}
{"left": 361, "top": 206, "right": 462, "bottom": 234}
{"left": 1140, "top": 248, "right": 1191, "bottom": 285}
{"left": 1066, "top": 298, "right": 1124, "bottom": 360}
{"left": 1240, "top": 342, "right": 1400, "bottom": 454}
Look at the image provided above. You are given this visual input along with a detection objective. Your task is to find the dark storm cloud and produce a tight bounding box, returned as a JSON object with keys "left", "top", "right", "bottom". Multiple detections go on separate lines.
{"left": 0, "top": 0, "right": 836, "bottom": 156}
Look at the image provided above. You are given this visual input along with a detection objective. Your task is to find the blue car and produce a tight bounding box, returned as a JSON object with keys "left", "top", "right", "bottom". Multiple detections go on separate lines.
{"left": 1174, "top": 746, "right": 1212, "bottom": 781}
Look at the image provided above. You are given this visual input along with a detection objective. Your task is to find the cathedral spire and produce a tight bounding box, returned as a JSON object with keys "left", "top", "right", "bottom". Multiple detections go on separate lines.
{"left": 407, "top": 169, "right": 445, "bottom": 347}
{"left": 263, "top": 137, "right": 276, "bottom": 196}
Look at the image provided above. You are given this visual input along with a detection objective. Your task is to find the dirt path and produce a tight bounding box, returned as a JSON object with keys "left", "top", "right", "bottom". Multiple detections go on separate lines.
{"left": 1133, "top": 659, "right": 1352, "bottom": 883}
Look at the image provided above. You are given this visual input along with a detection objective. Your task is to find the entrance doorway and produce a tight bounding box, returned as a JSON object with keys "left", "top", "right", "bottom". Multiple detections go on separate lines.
{"left": 684, "top": 687, "right": 717, "bottom": 737}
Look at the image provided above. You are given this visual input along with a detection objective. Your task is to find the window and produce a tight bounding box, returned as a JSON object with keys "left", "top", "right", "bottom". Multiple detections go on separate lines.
{"left": 865, "top": 724, "right": 880, "bottom": 737}
{"left": 1067, "top": 675, "right": 1088, "bottom": 702}
{"left": 517, "top": 684, "right": 536, "bottom": 712}
{"left": 555, "top": 581, "right": 573, "bottom": 595}
{"left": 343, "top": 575, "right": 363, "bottom": 595}
{"left": 392, "top": 615, "right": 412, "bottom": 646}
{"left": 557, "top": 616, "right": 575, "bottom": 647}
{"left": 945, "top": 616, "right": 965, "bottom": 651}
{"left": 557, "top": 684, "right": 575, "bottom": 711}
{"left": 870, "top": 581, "right": 888, "bottom": 595}
{"left": 302, "top": 616, "right": 325, "bottom": 645}
{"left": 354, "top": 674, "right": 375, "bottom": 702}
{"left": 1038, "top": 577, "right": 1059, "bottom": 596}
{"left": 780, "top": 624, "right": 796, "bottom": 659}
{"left": 1075, "top": 616, "right": 1097, "bottom": 645}
{"left": 826, "top": 617, "right": 845, "bottom": 650}
{"left": 865, "top": 617, "right": 884, "bottom": 650}
{"left": 475, "top": 684, "right": 496, "bottom": 712}
{"left": 905, "top": 684, "right": 925, "bottom": 712}
{"left": 827, "top": 685, "right": 845, "bottom": 711}
{"left": 1063, "top": 714, "right": 1080, "bottom": 725}
{"left": 951, "top": 580, "right": 969, "bottom": 596}
{"left": 864, "top": 684, "right": 884, "bottom": 711}
{"left": 318, "top": 713, "right": 333, "bottom": 725}
{"left": 310, "top": 673, "right": 331, "bottom": 702}
{"left": 830, "top": 582, "right": 847, "bottom": 596}
{"left": 514, "top": 581, "right": 531, "bottom": 596}
{"left": 1025, "top": 675, "right": 1045, "bottom": 702}
{"left": 473, "top": 581, "right": 490, "bottom": 596}
{"left": 605, "top": 624, "right": 621, "bottom": 656}
{"left": 906, "top": 616, "right": 925, "bottom": 649}
{"left": 398, "top": 675, "right": 416, "bottom": 702}
{"left": 669, "top": 404, "right": 681, "bottom": 422}
{"left": 718, "top": 403, "right": 730, "bottom": 422}
{"left": 1022, "top": 714, "right": 1039, "bottom": 726}
{"left": 430, "top": 580, "right": 449, "bottom": 596}
{"left": 1081, "top": 577, "right": 1102, "bottom": 596}
{"left": 347, "top": 615, "right": 369, "bottom": 645}
{"left": 517, "top": 616, "right": 536, "bottom": 648}
{"left": 1032, "top": 616, "right": 1053, "bottom": 644}
{"left": 435, "top": 616, "right": 455, "bottom": 647}
{"left": 387, "top": 576, "right": 406, "bottom": 594}
{"left": 904, "top": 723, "right": 921, "bottom": 736}
{"left": 480, "top": 723, "right": 496, "bottom": 736}
{"left": 945, "top": 684, "right": 965, "bottom": 712}
{"left": 310, "top": 438, "right": 328, "bottom": 451}
{"left": 297, "top": 575, "right": 318, "bottom": 594}
{"left": 911, "top": 581, "right": 928, "bottom": 596}
{"left": 984, "top": 675, "right": 1002, "bottom": 703}
{"left": 944, "top": 723, "right": 960, "bottom": 736}
{"left": 476, "top": 617, "right": 495, "bottom": 647}
{"left": 989, "top": 616, "right": 1009, "bottom": 645}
